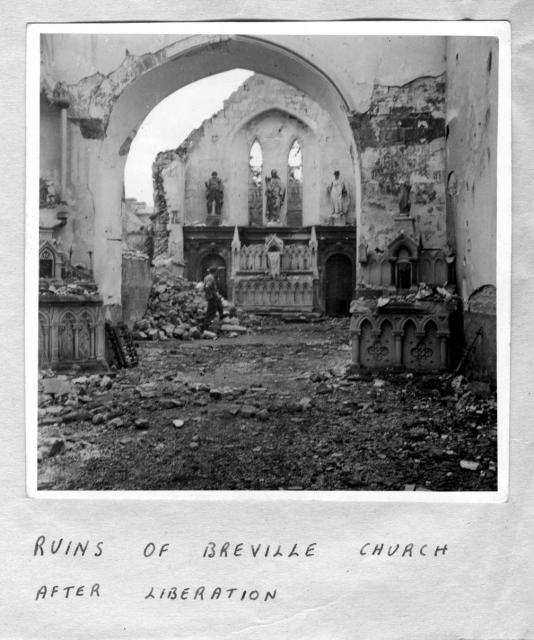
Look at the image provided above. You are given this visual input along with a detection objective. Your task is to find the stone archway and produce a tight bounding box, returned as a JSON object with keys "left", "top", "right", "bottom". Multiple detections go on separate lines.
{"left": 72, "top": 34, "right": 361, "bottom": 318}
{"left": 325, "top": 253, "right": 354, "bottom": 316}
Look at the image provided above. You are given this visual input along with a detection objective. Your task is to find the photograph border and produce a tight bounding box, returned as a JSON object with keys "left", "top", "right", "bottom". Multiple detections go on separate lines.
{"left": 26, "top": 20, "right": 511, "bottom": 502}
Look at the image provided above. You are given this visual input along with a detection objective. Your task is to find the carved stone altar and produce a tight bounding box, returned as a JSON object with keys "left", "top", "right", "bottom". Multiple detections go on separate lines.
{"left": 38, "top": 239, "right": 106, "bottom": 370}
{"left": 350, "top": 297, "right": 457, "bottom": 372}
{"left": 231, "top": 227, "right": 318, "bottom": 313}
{"left": 39, "top": 296, "right": 106, "bottom": 369}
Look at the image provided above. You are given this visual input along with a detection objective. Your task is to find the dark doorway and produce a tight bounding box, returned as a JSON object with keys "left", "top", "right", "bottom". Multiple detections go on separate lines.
{"left": 200, "top": 254, "right": 228, "bottom": 299}
{"left": 325, "top": 254, "right": 353, "bottom": 316}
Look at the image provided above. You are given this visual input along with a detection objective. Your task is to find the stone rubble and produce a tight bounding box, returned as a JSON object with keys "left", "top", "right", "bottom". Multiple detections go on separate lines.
{"left": 131, "top": 273, "right": 260, "bottom": 341}
{"left": 37, "top": 320, "right": 497, "bottom": 491}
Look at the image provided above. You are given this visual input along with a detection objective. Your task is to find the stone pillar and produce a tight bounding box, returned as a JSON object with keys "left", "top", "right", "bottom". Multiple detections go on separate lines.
{"left": 92, "top": 153, "right": 125, "bottom": 321}
{"left": 73, "top": 322, "right": 82, "bottom": 360}
{"left": 89, "top": 325, "right": 95, "bottom": 360}
{"left": 60, "top": 107, "right": 68, "bottom": 200}
{"left": 50, "top": 322, "right": 60, "bottom": 364}
{"left": 393, "top": 331, "right": 403, "bottom": 367}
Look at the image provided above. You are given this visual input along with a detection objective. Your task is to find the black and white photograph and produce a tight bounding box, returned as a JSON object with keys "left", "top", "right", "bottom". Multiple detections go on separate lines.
{"left": 32, "top": 25, "right": 507, "bottom": 494}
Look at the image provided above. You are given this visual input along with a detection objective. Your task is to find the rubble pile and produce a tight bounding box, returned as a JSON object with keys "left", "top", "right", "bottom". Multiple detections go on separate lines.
{"left": 39, "top": 263, "right": 100, "bottom": 299}
{"left": 132, "top": 274, "right": 259, "bottom": 341}
{"left": 351, "top": 283, "right": 459, "bottom": 314}
{"left": 39, "top": 280, "right": 100, "bottom": 298}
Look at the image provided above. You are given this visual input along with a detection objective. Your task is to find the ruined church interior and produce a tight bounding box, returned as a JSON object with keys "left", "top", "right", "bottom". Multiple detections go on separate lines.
{"left": 36, "top": 32, "right": 498, "bottom": 491}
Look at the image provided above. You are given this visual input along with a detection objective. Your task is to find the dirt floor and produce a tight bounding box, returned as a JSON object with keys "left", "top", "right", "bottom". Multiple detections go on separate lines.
{"left": 37, "top": 319, "right": 497, "bottom": 491}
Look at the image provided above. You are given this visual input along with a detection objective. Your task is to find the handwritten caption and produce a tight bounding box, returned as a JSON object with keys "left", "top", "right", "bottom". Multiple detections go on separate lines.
{"left": 31, "top": 536, "right": 448, "bottom": 602}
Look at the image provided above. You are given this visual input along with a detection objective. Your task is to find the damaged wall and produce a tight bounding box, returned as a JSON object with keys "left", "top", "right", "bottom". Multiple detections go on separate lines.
{"left": 155, "top": 74, "right": 355, "bottom": 228}
{"left": 446, "top": 37, "right": 498, "bottom": 380}
{"left": 351, "top": 74, "right": 447, "bottom": 272}
{"left": 446, "top": 37, "right": 498, "bottom": 303}
{"left": 40, "top": 33, "right": 446, "bottom": 313}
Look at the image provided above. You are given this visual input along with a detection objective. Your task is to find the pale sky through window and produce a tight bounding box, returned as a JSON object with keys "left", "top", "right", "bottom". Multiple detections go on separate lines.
{"left": 124, "top": 69, "right": 254, "bottom": 206}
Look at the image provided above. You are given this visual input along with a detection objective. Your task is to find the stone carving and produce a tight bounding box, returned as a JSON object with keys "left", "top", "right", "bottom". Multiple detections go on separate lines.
{"left": 265, "top": 170, "right": 285, "bottom": 223}
{"left": 368, "top": 341, "right": 389, "bottom": 362}
{"left": 358, "top": 238, "right": 368, "bottom": 264}
{"left": 231, "top": 229, "right": 319, "bottom": 312}
{"left": 350, "top": 306, "right": 453, "bottom": 371}
{"left": 327, "top": 170, "right": 349, "bottom": 225}
{"left": 205, "top": 171, "right": 223, "bottom": 216}
{"left": 234, "top": 276, "right": 313, "bottom": 311}
{"left": 39, "top": 302, "right": 105, "bottom": 368}
{"left": 39, "top": 240, "right": 64, "bottom": 281}
{"left": 39, "top": 178, "right": 60, "bottom": 208}
{"left": 398, "top": 181, "right": 412, "bottom": 215}
{"left": 266, "top": 251, "right": 281, "bottom": 278}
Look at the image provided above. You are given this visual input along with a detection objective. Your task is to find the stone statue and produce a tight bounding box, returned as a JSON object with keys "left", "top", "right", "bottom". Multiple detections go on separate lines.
{"left": 398, "top": 181, "right": 411, "bottom": 215}
{"left": 39, "top": 178, "right": 59, "bottom": 208}
{"left": 265, "top": 170, "right": 285, "bottom": 223}
{"left": 327, "top": 170, "right": 348, "bottom": 225}
{"left": 205, "top": 171, "right": 223, "bottom": 216}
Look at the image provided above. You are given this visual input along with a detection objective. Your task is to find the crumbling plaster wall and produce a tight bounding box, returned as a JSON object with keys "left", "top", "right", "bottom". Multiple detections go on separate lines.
{"left": 351, "top": 74, "right": 447, "bottom": 265}
{"left": 40, "top": 33, "right": 446, "bottom": 313}
{"left": 159, "top": 74, "right": 355, "bottom": 227}
{"left": 445, "top": 37, "right": 498, "bottom": 381}
{"left": 40, "top": 100, "right": 96, "bottom": 268}
{"left": 445, "top": 36, "right": 498, "bottom": 303}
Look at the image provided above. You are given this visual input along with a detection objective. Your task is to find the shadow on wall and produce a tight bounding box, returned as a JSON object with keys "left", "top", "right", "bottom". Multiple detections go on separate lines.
{"left": 463, "top": 284, "right": 496, "bottom": 384}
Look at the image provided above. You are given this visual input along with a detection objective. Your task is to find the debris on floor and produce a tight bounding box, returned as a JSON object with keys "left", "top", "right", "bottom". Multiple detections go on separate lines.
{"left": 37, "top": 319, "right": 497, "bottom": 491}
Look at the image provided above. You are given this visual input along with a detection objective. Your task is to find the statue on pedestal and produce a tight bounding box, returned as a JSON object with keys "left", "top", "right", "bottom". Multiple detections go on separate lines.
{"left": 205, "top": 171, "right": 224, "bottom": 216}
{"left": 398, "top": 181, "right": 411, "bottom": 215}
{"left": 327, "top": 170, "right": 349, "bottom": 225}
{"left": 265, "top": 170, "right": 285, "bottom": 223}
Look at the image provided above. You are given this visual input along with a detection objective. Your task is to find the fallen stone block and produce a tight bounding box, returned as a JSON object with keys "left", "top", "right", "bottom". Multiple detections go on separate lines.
{"left": 100, "top": 375, "right": 113, "bottom": 390}
{"left": 220, "top": 324, "right": 247, "bottom": 333}
{"left": 41, "top": 377, "right": 72, "bottom": 397}
{"left": 45, "top": 405, "right": 63, "bottom": 415}
{"left": 460, "top": 459, "right": 480, "bottom": 471}
{"left": 47, "top": 439, "right": 66, "bottom": 458}
{"left": 240, "top": 405, "right": 257, "bottom": 418}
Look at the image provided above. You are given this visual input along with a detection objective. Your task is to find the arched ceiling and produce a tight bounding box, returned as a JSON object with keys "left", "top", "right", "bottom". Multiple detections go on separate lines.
{"left": 103, "top": 35, "right": 355, "bottom": 162}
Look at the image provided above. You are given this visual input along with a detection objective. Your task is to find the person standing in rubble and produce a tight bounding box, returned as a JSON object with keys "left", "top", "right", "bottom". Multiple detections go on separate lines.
{"left": 202, "top": 266, "right": 224, "bottom": 330}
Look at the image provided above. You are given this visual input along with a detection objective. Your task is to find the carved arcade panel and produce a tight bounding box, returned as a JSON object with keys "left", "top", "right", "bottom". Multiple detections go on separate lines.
{"left": 350, "top": 309, "right": 451, "bottom": 371}
{"left": 38, "top": 301, "right": 105, "bottom": 369}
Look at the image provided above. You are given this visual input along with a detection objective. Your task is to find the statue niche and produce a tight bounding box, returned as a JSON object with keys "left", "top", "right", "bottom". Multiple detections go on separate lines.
{"left": 205, "top": 171, "right": 223, "bottom": 223}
